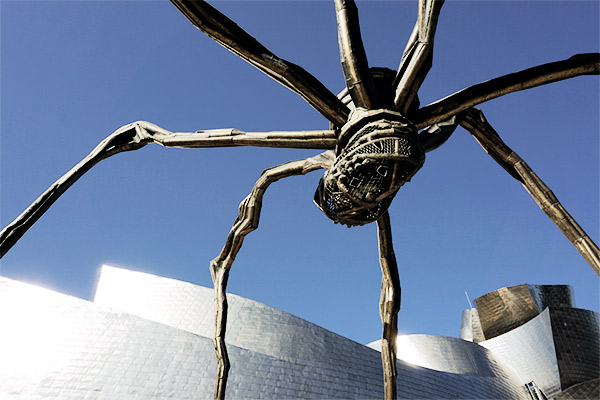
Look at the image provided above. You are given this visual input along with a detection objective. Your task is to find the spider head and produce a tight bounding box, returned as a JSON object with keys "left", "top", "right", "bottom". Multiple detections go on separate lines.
{"left": 314, "top": 109, "right": 424, "bottom": 227}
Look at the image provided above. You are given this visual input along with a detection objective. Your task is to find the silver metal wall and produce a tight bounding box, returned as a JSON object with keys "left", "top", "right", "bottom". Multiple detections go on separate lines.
{"left": 6, "top": 266, "right": 587, "bottom": 399}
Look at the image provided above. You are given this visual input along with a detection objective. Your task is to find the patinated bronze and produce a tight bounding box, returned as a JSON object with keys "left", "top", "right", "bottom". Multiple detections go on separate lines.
{"left": 1, "top": 1, "right": 598, "bottom": 399}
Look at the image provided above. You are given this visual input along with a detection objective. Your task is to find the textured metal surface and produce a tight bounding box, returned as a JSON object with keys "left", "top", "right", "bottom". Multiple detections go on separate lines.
{"left": 480, "top": 308, "right": 562, "bottom": 398}
{"left": 465, "top": 285, "right": 578, "bottom": 344}
{"left": 97, "top": 265, "right": 530, "bottom": 399}
{"left": 0, "top": 266, "right": 537, "bottom": 399}
{"left": 369, "top": 334, "right": 525, "bottom": 379}
{"left": 460, "top": 309, "right": 473, "bottom": 341}
{"left": 528, "top": 284, "right": 575, "bottom": 311}
{"left": 0, "top": 275, "right": 383, "bottom": 399}
{"left": 0, "top": 2, "right": 597, "bottom": 398}
{"left": 554, "top": 378, "right": 600, "bottom": 400}
{"left": 549, "top": 307, "right": 600, "bottom": 390}
{"left": 95, "top": 266, "right": 530, "bottom": 399}
{"left": 478, "top": 296, "right": 600, "bottom": 398}
{"left": 95, "top": 265, "right": 382, "bottom": 374}
{"left": 460, "top": 308, "right": 484, "bottom": 343}
{"left": 475, "top": 284, "right": 540, "bottom": 340}
{"left": 0, "top": 276, "right": 218, "bottom": 399}
{"left": 314, "top": 110, "right": 424, "bottom": 226}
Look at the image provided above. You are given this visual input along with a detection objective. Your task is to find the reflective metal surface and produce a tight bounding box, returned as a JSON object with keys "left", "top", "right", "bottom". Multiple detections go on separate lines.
{"left": 369, "top": 334, "right": 522, "bottom": 378}
{"left": 549, "top": 307, "right": 600, "bottom": 390}
{"left": 460, "top": 308, "right": 484, "bottom": 343}
{"left": 554, "top": 378, "right": 600, "bottom": 400}
{"left": 95, "top": 266, "right": 529, "bottom": 399}
{"left": 1, "top": 268, "right": 597, "bottom": 399}
{"left": 528, "top": 284, "right": 575, "bottom": 311}
{"left": 475, "top": 284, "right": 540, "bottom": 340}
{"left": 480, "top": 308, "right": 562, "bottom": 397}
{"left": 467, "top": 284, "right": 600, "bottom": 399}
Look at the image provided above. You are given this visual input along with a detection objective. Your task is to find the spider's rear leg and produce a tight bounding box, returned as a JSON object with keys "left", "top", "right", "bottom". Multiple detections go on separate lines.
{"left": 458, "top": 108, "right": 600, "bottom": 275}
{"left": 376, "top": 211, "right": 401, "bottom": 400}
{"left": 209, "top": 151, "right": 334, "bottom": 400}
{"left": 170, "top": 0, "right": 349, "bottom": 127}
{"left": 413, "top": 53, "right": 599, "bottom": 129}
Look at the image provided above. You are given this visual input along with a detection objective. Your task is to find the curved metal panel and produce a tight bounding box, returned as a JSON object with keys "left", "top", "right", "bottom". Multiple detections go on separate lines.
{"left": 3, "top": 268, "right": 565, "bottom": 399}
{"left": 480, "top": 309, "right": 561, "bottom": 397}
{"left": 528, "top": 284, "right": 575, "bottom": 311}
{"left": 549, "top": 307, "right": 600, "bottom": 390}
{"left": 0, "top": 276, "right": 384, "bottom": 399}
{"left": 475, "top": 284, "right": 539, "bottom": 340}
{"left": 554, "top": 378, "right": 600, "bottom": 400}
{"left": 460, "top": 308, "right": 485, "bottom": 343}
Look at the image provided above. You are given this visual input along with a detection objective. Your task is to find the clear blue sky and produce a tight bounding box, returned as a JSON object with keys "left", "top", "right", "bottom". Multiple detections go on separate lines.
{"left": 1, "top": 1, "right": 598, "bottom": 345}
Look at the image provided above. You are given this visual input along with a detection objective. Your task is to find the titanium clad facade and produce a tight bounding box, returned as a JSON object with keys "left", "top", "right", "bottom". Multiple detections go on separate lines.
{"left": 95, "top": 265, "right": 380, "bottom": 364}
{"left": 0, "top": 276, "right": 383, "bottom": 399}
{"left": 95, "top": 266, "right": 530, "bottom": 399}
{"left": 472, "top": 284, "right": 580, "bottom": 343}
{"left": 367, "top": 335, "right": 530, "bottom": 399}
{"left": 528, "top": 285, "right": 575, "bottom": 311}
{"left": 554, "top": 378, "right": 600, "bottom": 400}
{"left": 0, "top": 266, "right": 596, "bottom": 399}
{"left": 369, "top": 334, "right": 523, "bottom": 377}
{"left": 479, "top": 308, "right": 562, "bottom": 397}
{"left": 475, "top": 284, "right": 540, "bottom": 340}
{"left": 0, "top": 266, "right": 532, "bottom": 400}
{"left": 460, "top": 308, "right": 484, "bottom": 343}
{"left": 460, "top": 309, "right": 473, "bottom": 341}
{"left": 549, "top": 307, "right": 600, "bottom": 390}
{"left": 466, "top": 284, "right": 600, "bottom": 399}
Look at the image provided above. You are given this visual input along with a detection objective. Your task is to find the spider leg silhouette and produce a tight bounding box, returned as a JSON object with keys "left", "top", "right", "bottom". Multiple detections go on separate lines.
{"left": 0, "top": 122, "right": 336, "bottom": 258}
{"left": 170, "top": 0, "right": 349, "bottom": 128}
{"left": 412, "top": 53, "right": 600, "bottom": 129}
{"left": 376, "top": 211, "right": 400, "bottom": 400}
{"left": 458, "top": 108, "right": 600, "bottom": 274}
{"left": 208, "top": 151, "right": 335, "bottom": 400}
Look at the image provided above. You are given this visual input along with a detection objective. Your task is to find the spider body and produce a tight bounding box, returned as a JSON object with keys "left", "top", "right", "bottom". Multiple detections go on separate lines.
{"left": 315, "top": 109, "right": 424, "bottom": 226}
{"left": 315, "top": 68, "right": 428, "bottom": 226}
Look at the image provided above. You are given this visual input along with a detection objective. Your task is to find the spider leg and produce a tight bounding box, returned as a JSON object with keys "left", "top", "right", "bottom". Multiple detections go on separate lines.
{"left": 170, "top": 0, "right": 349, "bottom": 127}
{"left": 413, "top": 53, "right": 600, "bottom": 129}
{"left": 0, "top": 121, "right": 336, "bottom": 258}
{"left": 334, "top": 0, "right": 378, "bottom": 109}
{"left": 458, "top": 108, "right": 600, "bottom": 275}
{"left": 208, "top": 151, "right": 335, "bottom": 400}
{"left": 376, "top": 211, "right": 401, "bottom": 400}
{"left": 392, "top": 0, "right": 445, "bottom": 115}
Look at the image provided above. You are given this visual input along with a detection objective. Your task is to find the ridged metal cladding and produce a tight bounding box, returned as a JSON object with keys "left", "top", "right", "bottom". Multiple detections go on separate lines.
{"left": 314, "top": 109, "right": 424, "bottom": 226}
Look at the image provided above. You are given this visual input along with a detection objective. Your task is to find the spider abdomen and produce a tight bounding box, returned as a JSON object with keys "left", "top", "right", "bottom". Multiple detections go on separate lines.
{"left": 314, "top": 109, "right": 424, "bottom": 226}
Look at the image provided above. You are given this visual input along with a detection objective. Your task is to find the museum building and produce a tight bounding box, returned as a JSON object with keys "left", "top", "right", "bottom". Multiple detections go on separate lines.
{"left": 0, "top": 265, "right": 597, "bottom": 399}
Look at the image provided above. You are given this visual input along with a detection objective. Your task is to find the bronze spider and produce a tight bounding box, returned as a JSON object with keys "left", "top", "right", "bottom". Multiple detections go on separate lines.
{"left": 1, "top": 1, "right": 598, "bottom": 399}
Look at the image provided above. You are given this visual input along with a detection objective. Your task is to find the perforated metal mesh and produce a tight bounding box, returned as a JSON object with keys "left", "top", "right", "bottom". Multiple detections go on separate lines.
{"left": 315, "top": 114, "right": 424, "bottom": 226}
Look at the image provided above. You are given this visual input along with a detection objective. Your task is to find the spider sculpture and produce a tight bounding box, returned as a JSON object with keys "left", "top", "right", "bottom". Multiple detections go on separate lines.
{"left": 1, "top": 1, "right": 599, "bottom": 399}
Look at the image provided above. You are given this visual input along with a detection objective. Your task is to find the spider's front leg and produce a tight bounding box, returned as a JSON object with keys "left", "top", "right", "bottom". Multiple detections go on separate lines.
{"left": 0, "top": 121, "right": 157, "bottom": 258}
{"left": 208, "top": 151, "right": 335, "bottom": 400}
{"left": 376, "top": 211, "right": 400, "bottom": 400}
{"left": 0, "top": 122, "right": 336, "bottom": 258}
{"left": 458, "top": 108, "right": 600, "bottom": 275}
